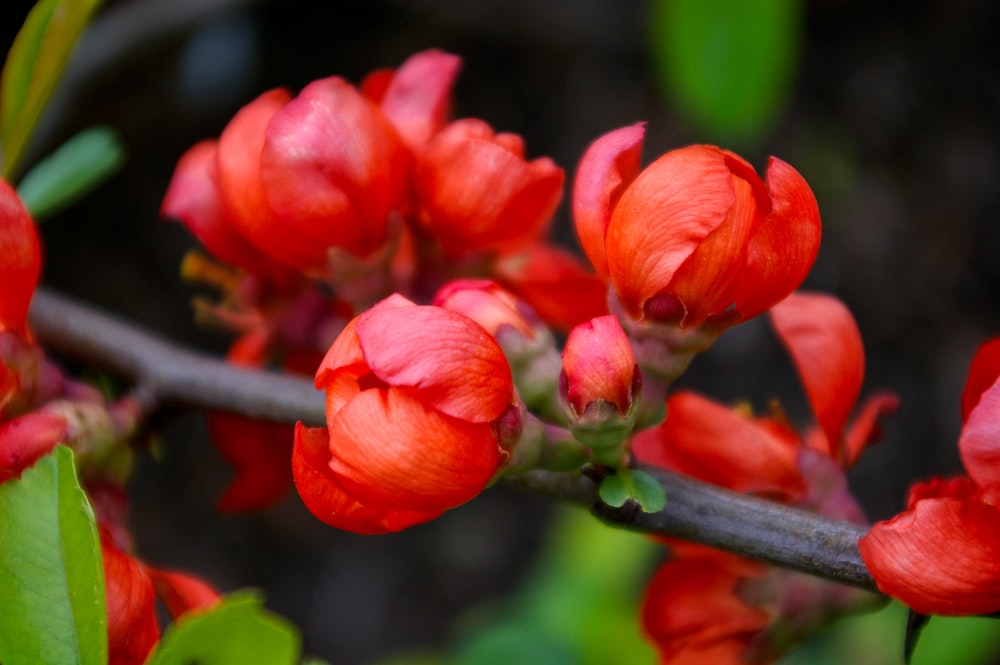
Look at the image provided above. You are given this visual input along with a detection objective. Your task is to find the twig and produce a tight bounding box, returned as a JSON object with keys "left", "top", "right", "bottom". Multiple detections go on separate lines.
{"left": 28, "top": 286, "right": 878, "bottom": 592}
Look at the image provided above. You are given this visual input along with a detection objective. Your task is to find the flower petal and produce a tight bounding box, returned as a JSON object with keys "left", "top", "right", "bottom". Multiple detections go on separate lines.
{"left": 495, "top": 243, "right": 609, "bottom": 330}
{"left": 770, "top": 292, "right": 864, "bottom": 465}
{"left": 958, "top": 379, "right": 1000, "bottom": 493}
{"left": 378, "top": 49, "right": 461, "bottom": 150}
{"left": 291, "top": 422, "right": 440, "bottom": 534}
{"left": 356, "top": 300, "right": 513, "bottom": 423}
{"left": 733, "top": 157, "right": 821, "bottom": 320}
{"left": 562, "top": 315, "right": 636, "bottom": 416}
{"left": 326, "top": 388, "right": 501, "bottom": 511}
{"left": 606, "top": 145, "right": 736, "bottom": 320}
{"left": 206, "top": 411, "right": 293, "bottom": 513}
{"left": 860, "top": 487, "right": 1000, "bottom": 615}
{"left": 0, "top": 411, "right": 66, "bottom": 483}
{"left": 161, "top": 140, "right": 293, "bottom": 282}
{"left": 0, "top": 179, "right": 40, "bottom": 336}
{"left": 961, "top": 337, "right": 1000, "bottom": 421}
{"left": 571, "top": 123, "right": 645, "bottom": 277}
{"left": 101, "top": 528, "right": 159, "bottom": 665}
{"left": 632, "top": 391, "right": 804, "bottom": 499}
{"left": 260, "top": 77, "right": 407, "bottom": 258}
{"left": 145, "top": 567, "right": 219, "bottom": 620}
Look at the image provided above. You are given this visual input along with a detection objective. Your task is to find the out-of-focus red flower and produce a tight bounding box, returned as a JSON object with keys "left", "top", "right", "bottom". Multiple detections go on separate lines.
{"left": 573, "top": 125, "right": 821, "bottom": 327}
{"left": 413, "top": 118, "right": 564, "bottom": 258}
{"left": 163, "top": 75, "right": 409, "bottom": 274}
{"left": 494, "top": 243, "right": 609, "bottom": 331}
{"left": 642, "top": 544, "right": 770, "bottom": 664}
{"left": 0, "top": 179, "right": 40, "bottom": 338}
{"left": 860, "top": 337, "right": 1000, "bottom": 615}
{"left": 432, "top": 279, "right": 539, "bottom": 342}
{"left": 101, "top": 526, "right": 220, "bottom": 665}
{"left": 293, "top": 294, "right": 518, "bottom": 534}
{"left": 560, "top": 315, "right": 639, "bottom": 448}
{"left": 0, "top": 411, "right": 66, "bottom": 482}
{"left": 636, "top": 292, "right": 895, "bottom": 663}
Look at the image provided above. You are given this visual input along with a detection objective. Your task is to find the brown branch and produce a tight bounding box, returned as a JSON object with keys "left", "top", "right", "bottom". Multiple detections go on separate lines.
{"left": 28, "top": 287, "right": 878, "bottom": 592}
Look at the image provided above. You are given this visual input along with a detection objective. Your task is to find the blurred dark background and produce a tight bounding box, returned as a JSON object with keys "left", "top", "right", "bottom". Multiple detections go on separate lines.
{"left": 4, "top": 0, "right": 1000, "bottom": 662}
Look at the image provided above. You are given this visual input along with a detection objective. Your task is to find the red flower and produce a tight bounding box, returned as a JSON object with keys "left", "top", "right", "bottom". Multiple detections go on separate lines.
{"left": 0, "top": 411, "right": 67, "bottom": 482}
{"left": 573, "top": 125, "right": 821, "bottom": 327}
{"left": 292, "top": 295, "right": 518, "bottom": 534}
{"left": 860, "top": 337, "right": 1000, "bottom": 615}
{"left": 163, "top": 75, "right": 409, "bottom": 274}
{"left": 413, "top": 118, "right": 564, "bottom": 258}
{"left": 0, "top": 179, "right": 40, "bottom": 337}
{"left": 635, "top": 292, "right": 896, "bottom": 663}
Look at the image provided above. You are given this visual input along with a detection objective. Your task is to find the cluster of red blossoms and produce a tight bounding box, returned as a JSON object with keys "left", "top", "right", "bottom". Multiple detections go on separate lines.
{"left": 0, "top": 180, "right": 219, "bottom": 664}
{"left": 6, "top": 45, "right": 1000, "bottom": 664}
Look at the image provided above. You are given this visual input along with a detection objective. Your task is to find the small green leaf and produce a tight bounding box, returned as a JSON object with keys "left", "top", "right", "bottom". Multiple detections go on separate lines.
{"left": 0, "top": 445, "right": 107, "bottom": 665}
{"left": 1, "top": 0, "right": 105, "bottom": 177}
{"left": 17, "top": 125, "right": 125, "bottom": 219}
{"left": 648, "top": 0, "right": 802, "bottom": 145}
{"left": 598, "top": 469, "right": 666, "bottom": 513}
{"left": 146, "top": 591, "right": 301, "bottom": 665}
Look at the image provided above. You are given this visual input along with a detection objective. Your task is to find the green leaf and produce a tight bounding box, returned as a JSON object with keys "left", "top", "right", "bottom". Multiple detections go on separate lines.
{"left": 599, "top": 469, "right": 666, "bottom": 513}
{"left": 0, "top": 445, "right": 107, "bottom": 665}
{"left": 17, "top": 125, "right": 125, "bottom": 219}
{"left": 1, "top": 0, "right": 105, "bottom": 178}
{"left": 146, "top": 590, "right": 301, "bottom": 665}
{"left": 648, "top": 0, "right": 802, "bottom": 145}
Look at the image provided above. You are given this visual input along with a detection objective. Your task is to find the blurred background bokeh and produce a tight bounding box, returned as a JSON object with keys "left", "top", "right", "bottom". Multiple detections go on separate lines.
{"left": 5, "top": 0, "right": 1000, "bottom": 662}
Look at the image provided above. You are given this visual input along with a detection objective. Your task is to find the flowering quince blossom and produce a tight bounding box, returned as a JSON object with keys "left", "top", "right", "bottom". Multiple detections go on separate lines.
{"left": 162, "top": 67, "right": 410, "bottom": 275}
{"left": 573, "top": 124, "right": 821, "bottom": 328}
{"left": 293, "top": 294, "right": 520, "bottom": 534}
{"left": 859, "top": 337, "right": 1000, "bottom": 615}
{"left": 634, "top": 292, "right": 898, "bottom": 663}
{"left": 0, "top": 179, "right": 40, "bottom": 338}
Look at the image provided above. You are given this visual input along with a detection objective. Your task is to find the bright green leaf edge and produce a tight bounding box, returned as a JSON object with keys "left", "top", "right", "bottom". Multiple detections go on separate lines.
{"left": 17, "top": 125, "right": 125, "bottom": 220}
{"left": 1, "top": 0, "right": 105, "bottom": 178}
{"left": 146, "top": 590, "right": 301, "bottom": 665}
{"left": 0, "top": 445, "right": 107, "bottom": 665}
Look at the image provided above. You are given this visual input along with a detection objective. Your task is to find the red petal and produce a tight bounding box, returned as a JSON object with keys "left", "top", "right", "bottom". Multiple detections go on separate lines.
{"left": 495, "top": 243, "right": 609, "bottom": 330}
{"left": 415, "top": 119, "right": 564, "bottom": 256}
{"left": 961, "top": 337, "right": 1000, "bottom": 421}
{"left": 146, "top": 567, "right": 220, "bottom": 619}
{"left": 326, "top": 388, "right": 501, "bottom": 511}
{"left": 770, "top": 292, "right": 864, "bottom": 466}
{"left": 668, "top": 174, "right": 757, "bottom": 326}
{"left": 958, "top": 379, "right": 1000, "bottom": 493}
{"left": 432, "top": 279, "right": 537, "bottom": 339}
{"left": 606, "top": 145, "right": 736, "bottom": 320}
{"left": 732, "top": 157, "right": 821, "bottom": 320}
{"left": 260, "top": 77, "right": 408, "bottom": 258}
{"left": 571, "top": 123, "right": 645, "bottom": 277}
{"left": 842, "top": 391, "right": 900, "bottom": 468}
{"left": 206, "top": 411, "right": 293, "bottom": 512}
{"left": 101, "top": 529, "right": 159, "bottom": 665}
{"left": 356, "top": 301, "right": 513, "bottom": 423}
{"left": 632, "top": 391, "right": 805, "bottom": 499}
{"left": 161, "top": 141, "right": 294, "bottom": 282}
{"left": 642, "top": 554, "right": 769, "bottom": 661}
{"left": 291, "top": 422, "right": 438, "bottom": 534}
{"left": 378, "top": 49, "right": 461, "bottom": 150}
{"left": 0, "top": 411, "right": 66, "bottom": 482}
{"left": 860, "top": 487, "right": 1000, "bottom": 615}
{"left": 0, "top": 179, "right": 40, "bottom": 336}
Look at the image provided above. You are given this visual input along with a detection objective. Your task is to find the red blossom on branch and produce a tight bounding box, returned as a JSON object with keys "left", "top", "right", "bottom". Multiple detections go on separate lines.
{"left": 292, "top": 294, "right": 520, "bottom": 534}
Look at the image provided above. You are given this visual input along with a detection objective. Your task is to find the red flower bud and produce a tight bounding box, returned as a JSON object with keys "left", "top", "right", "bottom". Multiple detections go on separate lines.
{"left": 414, "top": 119, "right": 564, "bottom": 257}
{"left": 293, "top": 295, "right": 517, "bottom": 533}
{"left": 574, "top": 127, "right": 821, "bottom": 327}
{"left": 0, "top": 179, "right": 40, "bottom": 337}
